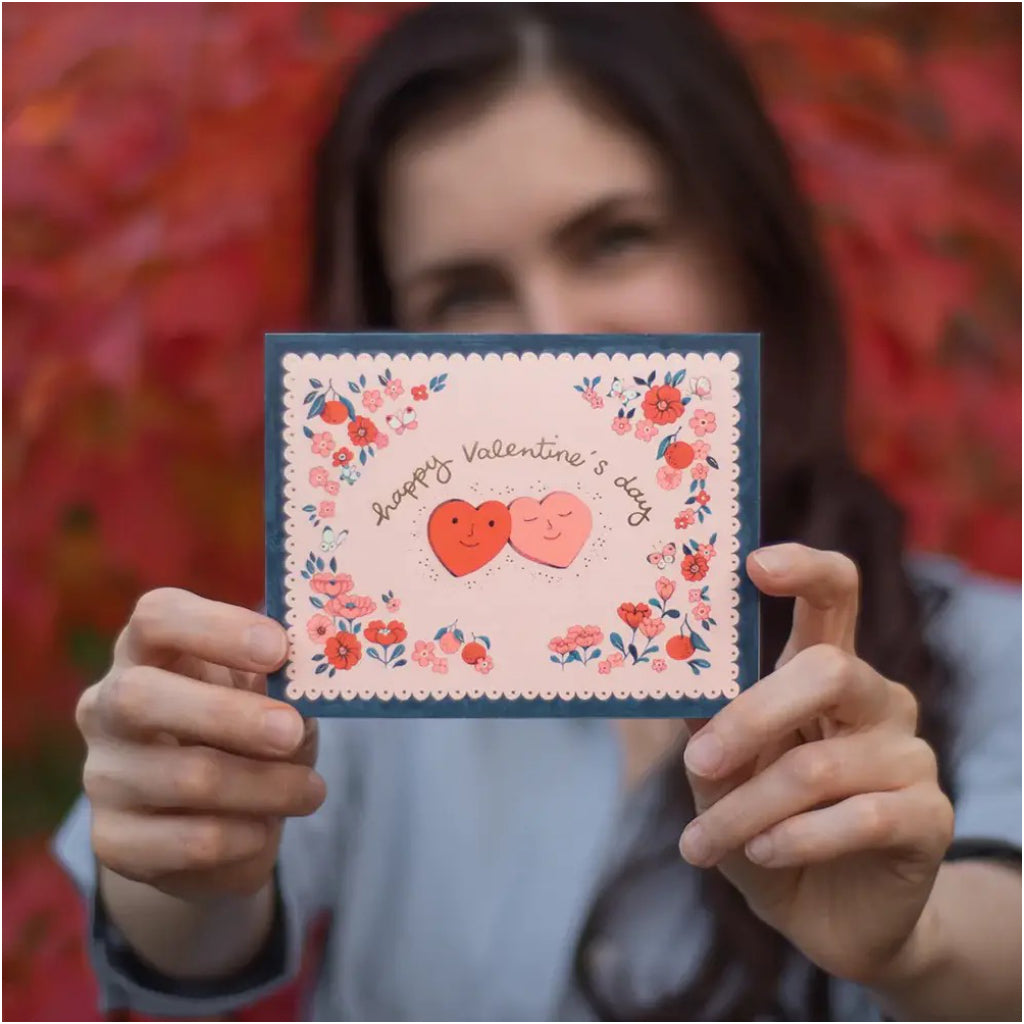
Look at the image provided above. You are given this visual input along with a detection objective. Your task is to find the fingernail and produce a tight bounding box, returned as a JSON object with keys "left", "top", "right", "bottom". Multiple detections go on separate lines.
{"left": 684, "top": 732, "right": 724, "bottom": 777}
{"left": 248, "top": 624, "right": 286, "bottom": 666}
{"left": 680, "top": 821, "right": 712, "bottom": 865}
{"left": 746, "top": 833, "right": 774, "bottom": 865}
{"left": 752, "top": 547, "right": 789, "bottom": 575}
{"left": 263, "top": 709, "right": 303, "bottom": 751}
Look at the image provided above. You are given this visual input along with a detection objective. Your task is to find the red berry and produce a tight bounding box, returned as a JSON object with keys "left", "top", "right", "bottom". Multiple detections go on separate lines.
{"left": 664, "top": 441, "right": 694, "bottom": 470}
{"left": 461, "top": 641, "right": 487, "bottom": 665}
{"left": 321, "top": 400, "right": 349, "bottom": 425}
{"left": 666, "top": 634, "right": 695, "bottom": 661}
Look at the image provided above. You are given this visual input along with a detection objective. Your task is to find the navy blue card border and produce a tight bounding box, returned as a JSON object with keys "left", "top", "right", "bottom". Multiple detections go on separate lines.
{"left": 265, "top": 333, "right": 760, "bottom": 718}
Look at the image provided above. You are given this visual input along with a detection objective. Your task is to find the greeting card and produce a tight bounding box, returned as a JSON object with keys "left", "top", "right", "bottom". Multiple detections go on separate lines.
{"left": 265, "top": 334, "right": 759, "bottom": 718}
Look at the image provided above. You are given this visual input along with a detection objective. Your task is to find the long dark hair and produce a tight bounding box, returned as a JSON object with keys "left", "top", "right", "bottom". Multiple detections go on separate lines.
{"left": 309, "top": 4, "right": 955, "bottom": 1018}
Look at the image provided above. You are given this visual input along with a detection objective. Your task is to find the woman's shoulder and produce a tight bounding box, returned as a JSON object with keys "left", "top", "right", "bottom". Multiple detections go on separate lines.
{"left": 907, "top": 552, "right": 1021, "bottom": 661}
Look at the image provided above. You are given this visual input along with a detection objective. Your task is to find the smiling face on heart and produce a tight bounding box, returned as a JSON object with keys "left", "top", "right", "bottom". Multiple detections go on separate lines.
{"left": 508, "top": 491, "right": 592, "bottom": 568}
{"left": 428, "top": 499, "right": 512, "bottom": 577}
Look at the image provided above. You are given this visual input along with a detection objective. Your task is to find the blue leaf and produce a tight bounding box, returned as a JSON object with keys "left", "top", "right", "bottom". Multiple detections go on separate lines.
{"left": 566, "top": 649, "right": 582, "bottom": 663}
{"left": 590, "top": 648, "right": 601, "bottom": 660}
{"left": 573, "top": 385, "right": 585, "bottom": 392}
{"left": 328, "top": 668, "right": 336, "bottom": 678}
{"left": 353, "top": 622, "right": 362, "bottom": 634}
{"left": 438, "top": 373, "right": 448, "bottom": 384}
{"left": 359, "top": 374, "right": 366, "bottom": 386}
{"left": 302, "top": 504, "right": 315, "bottom": 512}
{"left": 378, "top": 374, "right": 388, "bottom": 387}
{"left": 392, "top": 659, "right": 407, "bottom": 668}
{"left": 632, "top": 376, "right": 648, "bottom": 386}
{"left": 385, "top": 367, "right": 392, "bottom": 381}
{"left": 429, "top": 375, "right": 438, "bottom": 389}
{"left": 478, "top": 635, "right": 491, "bottom": 649}
{"left": 691, "top": 632, "right": 710, "bottom": 653}
{"left": 315, "top": 663, "right": 328, "bottom": 674}
{"left": 666, "top": 608, "right": 681, "bottom": 619}
{"left": 330, "top": 556, "right": 337, "bottom": 572}
{"left": 610, "top": 632, "right": 625, "bottom": 653}
{"left": 701, "top": 620, "right": 711, "bottom": 631}
{"left": 303, "top": 425, "right": 314, "bottom": 438}
{"left": 550, "top": 655, "right": 561, "bottom": 664}
{"left": 627, "top": 408, "right": 636, "bottom": 419}
{"left": 312, "top": 653, "right": 324, "bottom": 661}
{"left": 685, "top": 497, "right": 696, "bottom": 505}
{"left": 650, "top": 597, "right": 663, "bottom": 611}
{"left": 592, "top": 376, "right": 601, "bottom": 386}
{"left": 454, "top": 629, "right": 465, "bottom": 643}
{"left": 308, "top": 394, "right": 326, "bottom": 419}
{"left": 359, "top": 449, "right": 367, "bottom": 465}
{"left": 709, "top": 618, "right": 717, "bottom": 626}
{"left": 310, "top": 596, "right": 324, "bottom": 609}
{"left": 348, "top": 381, "right": 360, "bottom": 394}
{"left": 316, "top": 556, "right": 324, "bottom": 569}
{"left": 707, "top": 456, "right": 719, "bottom": 470}
{"left": 709, "top": 533, "right": 717, "bottom": 545}
{"left": 368, "top": 446, "right": 376, "bottom": 458}
{"left": 692, "top": 658, "right": 711, "bottom": 669}
{"left": 647, "top": 370, "right": 655, "bottom": 384}
{"left": 688, "top": 662, "right": 700, "bottom": 675}
{"left": 391, "top": 644, "right": 405, "bottom": 660}
{"left": 434, "top": 628, "right": 446, "bottom": 641}
{"left": 583, "top": 377, "right": 590, "bottom": 388}
{"left": 690, "top": 478, "right": 699, "bottom": 492}
{"left": 628, "top": 643, "right": 639, "bottom": 661}
{"left": 366, "top": 648, "right": 382, "bottom": 661}
{"left": 310, "top": 378, "right": 323, "bottom": 388}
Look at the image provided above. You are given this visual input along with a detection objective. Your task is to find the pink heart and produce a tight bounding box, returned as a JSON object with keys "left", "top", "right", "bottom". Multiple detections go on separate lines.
{"left": 508, "top": 491, "right": 592, "bottom": 569}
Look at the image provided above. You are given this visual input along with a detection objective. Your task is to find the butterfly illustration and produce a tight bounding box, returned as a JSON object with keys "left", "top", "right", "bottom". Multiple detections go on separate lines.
{"left": 646, "top": 542, "right": 677, "bottom": 570}
{"left": 607, "top": 377, "right": 642, "bottom": 403}
{"left": 385, "top": 406, "right": 418, "bottom": 434}
{"left": 321, "top": 525, "right": 350, "bottom": 552}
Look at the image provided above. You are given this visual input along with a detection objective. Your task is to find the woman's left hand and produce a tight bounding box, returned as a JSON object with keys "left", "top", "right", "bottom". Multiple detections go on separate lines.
{"left": 679, "top": 542, "right": 954, "bottom": 987}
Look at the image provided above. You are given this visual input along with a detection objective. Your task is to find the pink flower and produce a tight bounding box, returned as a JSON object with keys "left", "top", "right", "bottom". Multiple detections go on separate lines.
{"left": 311, "top": 432, "right": 334, "bottom": 456}
{"left": 692, "top": 440, "right": 711, "bottom": 460}
{"left": 412, "top": 640, "right": 436, "bottom": 667}
{"left": 567, "top": 624, "right": 603, "bottom": 648}
{"left": 693, "top": 602, "right": 712, "bottom": 621}
{"left": 611, "top": 417, "right": 631, "bottom": 435}
{"left": 307, "top": 614, "right": 333, "bottom": 643}
{"left": 691, "top": 376, "right": 712, "bottom": 398}
{"left": 635, "top": 420, "right": 658, "bottom": 442}
{"left": 362, "top": 389, "right": 383, "bottom": 412}
{"left": 698, "top": 542, "right": 716, "bottom": 560}
{"left": 691, "top": 463, "right": 709, "bottom": 481}
{"left": 324, "top": 480, "right": 340, "bottom": 496}
{"left": 318, "top": 501, "right": 336, "bottom": 519}
{"left": 548, "top": 636, "right": 576, "bottom": 656}
{"left": 609, "top": 652, "right": 625, "bottom": 667}
{"left": 309, "top": 467, "right": 328, "bottom": 488}
{"left": 656, "top": 577, "right": 676, "bottom": 601}
{"left": 376, "top": 432, "right": 390, "bottom": 449}
{"left": 688, "top": 589, "right": 703, "bottom": 603}
{"left": 674, "top": 509, "right": 696, "bottom": 529}
{"left": 474, "top": 656, "right": 494, "bottom": 675}
{"left": 657, "top": 465, "right": 682, "bottom": 490}
{"left": 651, "top": 659, "right": 668, "bottom": 673}
{"left": 597, "top": 661, "right": 612, "bottom": 675}
{"left": 638, "top": 616, "right": 665, "bottom": 639}
{"left": 311, "top": 572, "right": 353, "bottom": 597}
{"left": 696, "top": 490, "right": 711, "bottom": 506}
{"left": 689, "top": 409, "right": 717, "bottom": 436}
{"left": 385, "top": 379, "right": 404, "bottom": 400}
{"left": 386, "top": 598, "right": 401, "bottom": 613}
{"left": 328, "top": 594, "right": 376, "bottom": 619}
{"left": 582, "top": 388, "right": 604, "bottom": 409}
{"left": 431, "top": 656, "right": 448, "bottom": 674}
{"left": 412, "top": 385, "right": 429, "bottom": 401}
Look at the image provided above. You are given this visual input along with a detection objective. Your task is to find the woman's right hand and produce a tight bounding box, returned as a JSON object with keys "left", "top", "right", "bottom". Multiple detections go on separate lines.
{"left": 77, "top": 588, "right": 326, "bottom": 902}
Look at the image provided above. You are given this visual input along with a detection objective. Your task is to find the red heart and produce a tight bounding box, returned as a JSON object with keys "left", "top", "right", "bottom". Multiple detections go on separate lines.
{"left": 428, "top": 499, "right": 511, "bottom": 577}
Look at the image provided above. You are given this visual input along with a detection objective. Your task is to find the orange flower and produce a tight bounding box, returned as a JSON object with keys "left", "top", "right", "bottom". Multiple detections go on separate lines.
{"left": 347, "top": 416, "right": 379, "bottom": 447}
{"left": 617, "top": 602, "right": 652, "bottom": 629}
{"left": 364, "top": 619, "right": 408, "bottom": 646}
{"left": 641, "top": 385, "right": 684, "bottom": 425}
{"left": 681, "top": 554, "right": 710, "bottom": 582}
{"left": 325, "top": 631, "right": 362, "bottom": 670}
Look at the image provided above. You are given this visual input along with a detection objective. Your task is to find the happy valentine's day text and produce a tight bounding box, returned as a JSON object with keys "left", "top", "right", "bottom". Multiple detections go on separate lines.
{"left": 371, "top": 437, "right": 652, "bottom": 526}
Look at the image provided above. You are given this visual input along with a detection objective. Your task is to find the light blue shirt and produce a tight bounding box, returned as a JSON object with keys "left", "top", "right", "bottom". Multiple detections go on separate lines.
{"left": 54, "top": 557, "right": 1022, "bottom": 1019}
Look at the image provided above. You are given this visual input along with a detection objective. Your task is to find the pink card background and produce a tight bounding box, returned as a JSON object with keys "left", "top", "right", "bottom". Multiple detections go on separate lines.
{"left": 279, "top": 350, "right": 746, "bottom": 705}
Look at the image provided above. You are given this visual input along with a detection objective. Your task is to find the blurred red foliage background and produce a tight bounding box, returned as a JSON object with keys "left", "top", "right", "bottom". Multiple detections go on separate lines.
{"left": 3, "top": 3, "right": 1020, "bottom": 1018}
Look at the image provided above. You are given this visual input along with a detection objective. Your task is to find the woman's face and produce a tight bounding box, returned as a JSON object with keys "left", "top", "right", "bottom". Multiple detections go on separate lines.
{"left": 380, "top": 77, "right": 739, "bottom": 335}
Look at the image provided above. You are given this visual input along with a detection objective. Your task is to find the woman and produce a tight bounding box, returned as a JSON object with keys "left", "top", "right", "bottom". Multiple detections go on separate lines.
{"left": 57, "top": 5, "right": 1021, "bottom": 1020}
